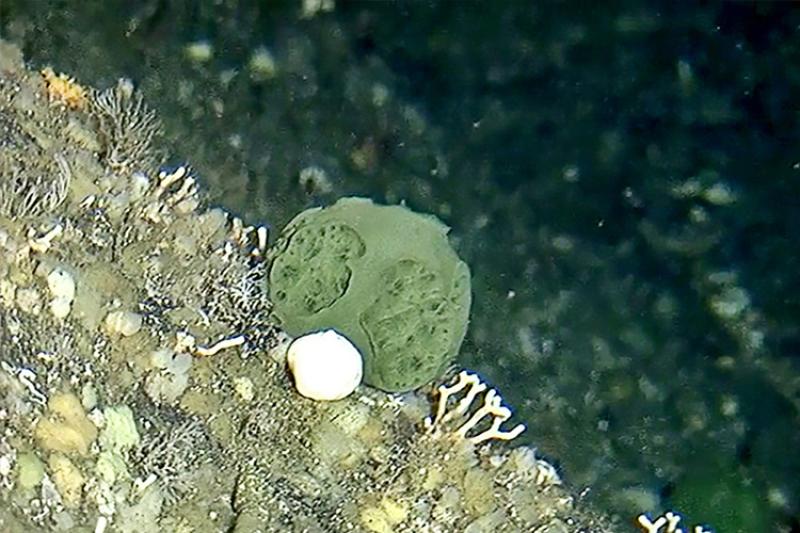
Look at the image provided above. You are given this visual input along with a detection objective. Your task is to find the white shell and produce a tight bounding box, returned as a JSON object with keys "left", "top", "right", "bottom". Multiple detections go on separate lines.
{"left": 287, "top": 329, "right": 363, "bottom": 401}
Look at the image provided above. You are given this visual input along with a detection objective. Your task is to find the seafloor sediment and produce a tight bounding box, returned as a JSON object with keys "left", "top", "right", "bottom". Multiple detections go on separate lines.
{"left": 0, "top": 41, "right": 616, "bottom": 533}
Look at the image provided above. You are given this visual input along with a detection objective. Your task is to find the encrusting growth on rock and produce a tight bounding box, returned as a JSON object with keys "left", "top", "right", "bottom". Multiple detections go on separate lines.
{"left": 41, "top": 67, "right": 88, "bottom": 110}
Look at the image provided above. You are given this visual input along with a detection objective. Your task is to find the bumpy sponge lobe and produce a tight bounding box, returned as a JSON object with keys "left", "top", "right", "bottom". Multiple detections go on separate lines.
{"left": 268, "top": 197, "right": 471, "bottom": 392}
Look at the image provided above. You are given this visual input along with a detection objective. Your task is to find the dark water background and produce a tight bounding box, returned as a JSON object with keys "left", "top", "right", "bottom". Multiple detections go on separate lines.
{"left": 2, "top": 2, "right": 799, "bottom": 531}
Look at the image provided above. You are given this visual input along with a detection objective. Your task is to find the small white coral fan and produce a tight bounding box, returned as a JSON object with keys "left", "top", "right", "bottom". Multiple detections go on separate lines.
{"left": 287, "top": 329, "right": 363, "bottom": 401}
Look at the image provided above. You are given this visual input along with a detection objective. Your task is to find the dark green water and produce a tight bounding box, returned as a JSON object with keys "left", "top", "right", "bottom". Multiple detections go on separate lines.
{"left": 2, "top": 2, "right": 798, "bottom": 531}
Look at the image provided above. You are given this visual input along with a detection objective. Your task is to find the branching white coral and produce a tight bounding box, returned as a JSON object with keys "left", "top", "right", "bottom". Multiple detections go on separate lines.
{"left": 637, "top": 511, "right": 712, "bottom": 533}
{"left": 426, "top": 370, "right": 526, "bottom": 444}
{"left": 229, "top": 215, "right": 269, "bottom": 257}
{"left": 141, "top": 166, "right": 199, "bottom": 222}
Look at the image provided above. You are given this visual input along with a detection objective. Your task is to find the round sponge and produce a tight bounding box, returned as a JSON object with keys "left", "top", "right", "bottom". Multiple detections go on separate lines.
{"left": 287, "top": 329, "right": 363, "bottom": 401}
{"left": 268, "top": 197, "right": 471, "bottom": 392}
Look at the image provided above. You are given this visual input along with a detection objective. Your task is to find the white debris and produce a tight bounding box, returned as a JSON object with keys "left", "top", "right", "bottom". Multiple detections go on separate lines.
{"left": 703, "top": 181, "right": 737, "bottom": 205}
{"left": 233, "top": 376, "right": 255, "bottom": 403}
{"left": 94, "top": 515, "right": 108, "bottom": 533}
{"left": 144, "top": 349, "right": 192, "bottom": 405}
{"left": 248, "top": 46, "right": 277, "bottom": 81}
{"left": 28, "top": 223, "right": 63, "bottom": 253}
{"left": 15, "top": 287, "right": 42, "bottom": 315}
{"left": 0, "top": 454, "right": 12, "bottom": 478}
{"left": 298, "top": 166, "right": 333, "bottom": 194}
{"left": 47, "top": 267, "right": 76, "bottom": 318}
{"left": 195, "top": 335, "right": 245, "bottom": 356}
{"left": 104, "top": 310, "right": 143, "bottom": 337}
{"left": 301, "top": 0, "right": 334, "bottom": 18}
{"left": 185, "top": 41, "right": 213, "bottom": 63}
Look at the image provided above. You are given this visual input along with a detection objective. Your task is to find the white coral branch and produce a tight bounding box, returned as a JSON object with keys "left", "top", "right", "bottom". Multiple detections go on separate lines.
{"left": 427, "top": 371, "right": 526, "bottom": 444}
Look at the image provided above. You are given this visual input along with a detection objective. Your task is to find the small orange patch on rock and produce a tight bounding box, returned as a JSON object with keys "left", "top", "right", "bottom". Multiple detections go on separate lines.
{"left": 41, "top": 66, "right": 88, "bottom": 110}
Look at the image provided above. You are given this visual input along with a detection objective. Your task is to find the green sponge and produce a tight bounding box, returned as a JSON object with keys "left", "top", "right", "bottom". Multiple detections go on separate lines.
{"left": 268, "top": 197, "right": 471, "bottom": 392}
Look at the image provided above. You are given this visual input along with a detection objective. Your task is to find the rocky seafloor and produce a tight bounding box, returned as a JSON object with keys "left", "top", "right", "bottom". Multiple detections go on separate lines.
{"left": 3, "top": 2, "right": 800, "bottom": 532}
{"left": 0, "top": 42, "right": 621, "bottom": 532}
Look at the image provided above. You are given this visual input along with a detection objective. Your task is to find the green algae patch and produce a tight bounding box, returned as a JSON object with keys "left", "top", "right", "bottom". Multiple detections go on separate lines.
{"left": 268, "top": 197, "right": 471, "bottom": 392}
